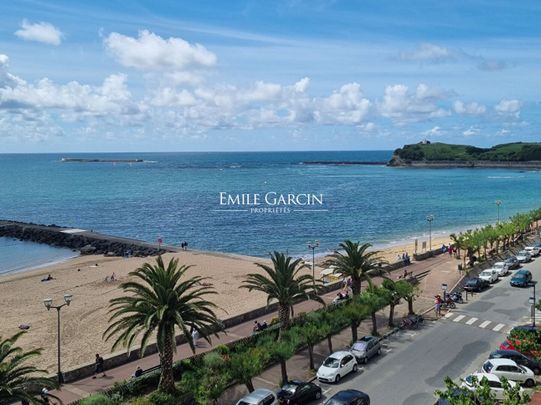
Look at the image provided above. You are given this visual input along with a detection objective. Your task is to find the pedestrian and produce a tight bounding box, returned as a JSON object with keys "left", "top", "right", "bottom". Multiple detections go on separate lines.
{"left": 191, "top": 328, "right": 199, "bottom": 346}
{"left": 92, "top": 353, "right": 106, "bottom": 378}
{"left": 133, "top": 366, "right": 143, "bottom": 378}
{"left": 403, "top": 267, "right": 408, "bottom": 279}
{"left": 40, "top": 388, "right": 50, "bottom": 404}
{"left": 434, "top": 295, "right": 442, "bottom": 318}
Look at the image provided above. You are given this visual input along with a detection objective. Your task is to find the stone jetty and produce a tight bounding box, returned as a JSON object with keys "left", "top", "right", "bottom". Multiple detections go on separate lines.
{"left": 0, "top": 220, "right": 176, "bottom": 257}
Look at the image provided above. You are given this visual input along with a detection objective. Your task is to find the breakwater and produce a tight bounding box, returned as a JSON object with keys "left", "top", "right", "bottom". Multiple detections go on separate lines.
{"left": 387, "top": 159, "right": 541, "bottom": 168}
{"left": 0, "top": 220, "right": 175, "bottom": 257}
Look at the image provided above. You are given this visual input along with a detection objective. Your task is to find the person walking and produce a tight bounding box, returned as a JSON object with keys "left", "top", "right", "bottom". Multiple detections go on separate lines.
{"left": 434, "top": 295, "right": 442, "bottom": 318}
{"left": 92, "top": 353, "right": 106, "bottom": 378}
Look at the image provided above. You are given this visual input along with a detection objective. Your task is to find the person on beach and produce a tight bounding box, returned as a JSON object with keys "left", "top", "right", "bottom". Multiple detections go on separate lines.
{"left": 92, "top": 353, "right": 106, "bottom": 378}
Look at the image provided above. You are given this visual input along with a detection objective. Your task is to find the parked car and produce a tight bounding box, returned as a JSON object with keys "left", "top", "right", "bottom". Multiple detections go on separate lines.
{"left": 461, "top": 373, "right": 522, "bottom": 401}
{"left": 510, "top": 269, "right": 532, "bottom": 287}
{"left": 489, "top": 349, "right": 541, "bottom": 375}
{"left": 433, "top": 388, "right": 482, "bottom": 405}
{"left": 323, "top": 389, "right": 370, "bottom": 405}
{"left": 237, "top": 388, "right": 278, "bottom": 405}
{"left": 516, "top": 250, "right": 532, "bottom": 263}
{"left": 277, "top": 380, "right": 322, "bottom": 404}
{"left": 492, "top": 262, "right": 510, "bottom": 277}
{"left": 463, "top": 277, "right": 489, "bottom": 292}
{"left": 350, "top": 336, "right": 382, "bottom": 364}
{"left": 479, "top": 269, "right": 498, "bottom": 283}
{"left": 525, "top": 246, "right": 541, "bottom": 257}
{"left": 504, "top": 256, "right": 520, "bottom": 270}
{"left": 481, "top": 358, "right": 535, "bottom": 387}
{"left": 317, "top": 351, "right": 358, "bottom": 383}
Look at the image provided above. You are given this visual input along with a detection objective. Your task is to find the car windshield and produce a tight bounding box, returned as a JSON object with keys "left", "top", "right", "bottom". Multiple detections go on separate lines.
{"left": 494, "top": 263, "right": 504, "bottom": 269}
{"left": 323, "top": 357, "right": 340, "bottom": 368}
{"left": 464, "top": 375, "right": 473, "bottom": 385}
{"left": 483, "top": 362, "right": 493, "bottom": 373}
{"left": 237, "top": 402, "right": 253, "bottom": 405}
{"left": 519, "top": 251, "right": 528, "bottom": 255}
{"left": 480, "top": 271, "right": 491, "bottom": 276}
{"left": 280, "top": 383, "right": 298, "bottom": 394}
{"left": 325, "top": 400, "right": 347, "bottom": 405}
{"left": 352, "top": 342, "right": 367, "bottom": 351}
{"left": 466, "top": 279, "right": 478, "bottom": 285}
{"left": 513, "top": 275, "right": 526, "bottom": 280}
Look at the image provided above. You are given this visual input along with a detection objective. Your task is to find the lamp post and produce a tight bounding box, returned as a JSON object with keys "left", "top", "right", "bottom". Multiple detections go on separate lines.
{"left": 44, "top": 294, "right": 73, "bottom": 384}
{"left": 530, "top": 281, "right": 537, "bottom": 328}
{"left": 426, "top": 214, "right": 434, "bottom": 254}
{"left": 496, "top": 200, "right": 502, "bottom": 223}
{"left": 307, "top": 240, "right": 319, "bottom": 288}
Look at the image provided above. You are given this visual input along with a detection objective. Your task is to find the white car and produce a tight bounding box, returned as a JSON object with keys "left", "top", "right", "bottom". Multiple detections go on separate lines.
{"left": 461, "top": 372, "right": 522, "bottom": 400}
{"left": 493, "top": 262, "right": 510, "bottom": 275}
{"left": 317, "top": 351, "right": 358, "bottom": 383}
{"left": 479, "top": 269, "right": 498, "bottom": 284}
{"left": 516, "top": 250, "right": 532, "bottom": 263}
{"left": 525, "top": 246, "right": 540, "bottom": 257}
{"left": 482, "top": 358, "right": 536, "bottom": 387}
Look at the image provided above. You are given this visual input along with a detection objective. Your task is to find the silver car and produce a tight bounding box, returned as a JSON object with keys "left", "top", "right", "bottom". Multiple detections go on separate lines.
{"left": 516, "top": 250, "right": 532, "bottom": 263}
{"left": 350, "top": 335, "right": 382, "bottom": 364}
{"left": 236, "top": 388, "right": 278, "bottom": 405}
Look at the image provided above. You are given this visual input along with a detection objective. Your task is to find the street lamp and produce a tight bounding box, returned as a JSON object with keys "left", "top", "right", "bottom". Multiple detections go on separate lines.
{"left": 307, "top": 240, "right": 319, "bottom": 288}
{"left": 530, "top": 281, "right": 538, "bottom": 328}
{"left": 496, "top": 200, "right": 502, "bottom": 223}
{"left": 426, "top": 214, "right": 434, "bottom": 254}
{"left": 44, "top": 294, "right": 73, "bottom": 384}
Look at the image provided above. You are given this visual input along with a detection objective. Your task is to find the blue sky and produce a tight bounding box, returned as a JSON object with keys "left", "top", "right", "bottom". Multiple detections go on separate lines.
{"left": 0, "top": 0, "right": 540, "bottom": 152}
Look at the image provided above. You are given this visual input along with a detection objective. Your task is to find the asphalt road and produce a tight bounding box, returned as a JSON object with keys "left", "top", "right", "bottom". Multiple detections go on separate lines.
{"left": 315, "top": 253, "right": 541, "bottom": 404}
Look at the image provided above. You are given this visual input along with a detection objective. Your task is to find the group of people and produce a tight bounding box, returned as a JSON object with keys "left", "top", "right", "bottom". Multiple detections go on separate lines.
{"left": 180, "top": 241, "right": 188, "bottom": 250}
{"left": 396, "top": 252, "right": 411, "bottom": 265}
{"left": 252, "top": 320, "right": 268, "bottom": 332}
{"left": 442, "top": 243, "right": 457, "bottom": 257}
{"left": 104, "top": 272, "right": 116, "bottom": 282}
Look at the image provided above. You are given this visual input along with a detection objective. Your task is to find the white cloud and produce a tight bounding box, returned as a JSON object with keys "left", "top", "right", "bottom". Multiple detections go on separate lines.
{"left": 399, "top": 43, "right": 452, "bottom": 63}
{"left": 422, "top": 126, "right": 444, "bottom": 137}
{"left": 14, "top": 20, "right": 63, "bottom": 46}
{"left": 496, "top": 128, "right": 510, "bottom": 136}
{"left": 477, "top": 59, "right": 511, "bottom": 71}
{"left": 104, "top": 30, "right": 217, "bottom": 71}
{"left": 317, "top": 82, "right": 371, "bottom": 124}
{"left": 0, "top": 55, "right": 8, "bottom": 66}
{"left": 453, "top": 100, "right": 486, "bottom": 115}
{"left": 495, "top": 99, "right": 521, "bottom": 115}
{"left": 294, "top": 77, "right": 310, "bottom": 93}
{"left": 462, "top": 126, "right": 480, "bottom": 136}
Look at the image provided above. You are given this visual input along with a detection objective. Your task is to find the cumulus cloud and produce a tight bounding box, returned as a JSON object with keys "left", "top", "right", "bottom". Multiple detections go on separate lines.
{"left": 399, "top": 43, "right": 453, "bottom": 63}
{"left": 495, "top": 99, "right": 521, "bottom": 115}
{"left": 422, "top": 126, "right": 444, "bottom": 137}
{"left": 14, "top": 20, "right": 63, "bottom": 46}
{"left": 463, "top": 126, "right": 480, "bottom": 136}
{"left": 317, "top": 83, "right": 371, "bottom": 124}
{"left": 104, "top": 30, "right": 217, "bottom": 71}
{"left": 453, "top": 100, "right": 486, "bottom": 115}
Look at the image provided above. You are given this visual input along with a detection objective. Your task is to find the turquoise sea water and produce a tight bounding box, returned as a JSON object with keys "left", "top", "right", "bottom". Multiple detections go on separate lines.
{"left": 0, "top": 152, "right": 540, "bottom": 269}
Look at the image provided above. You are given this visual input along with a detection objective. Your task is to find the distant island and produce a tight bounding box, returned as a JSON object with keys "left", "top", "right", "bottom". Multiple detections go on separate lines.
{"left": 61, "top": 158, "right": 144, "bottom": 163}
{"left": 388, "top": 141, "right": 541, "bottom": 168}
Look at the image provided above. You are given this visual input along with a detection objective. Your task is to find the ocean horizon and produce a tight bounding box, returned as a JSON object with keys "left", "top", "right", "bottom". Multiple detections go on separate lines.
{"left": 1, "top": 151, "right": 540, "bottom": 270}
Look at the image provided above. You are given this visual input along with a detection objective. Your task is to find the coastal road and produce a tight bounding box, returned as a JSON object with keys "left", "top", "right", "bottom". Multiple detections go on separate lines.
{"left": 316, "top": 252, "right": 541, "bottom": 404}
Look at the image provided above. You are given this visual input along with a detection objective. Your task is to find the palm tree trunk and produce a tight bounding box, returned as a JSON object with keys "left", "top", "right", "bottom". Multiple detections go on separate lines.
{"left": 308, "top": 344, "right": 315, "bottom": 370}
{"left": 327, "top": 335, "right": 333, "bottom": 353}
{"left": 278, "top": 304, "right": 290, "bottom": 338}
{"left": 158, "top": 332, "right": 176, "bottom": 393}
{"left": 388, "top": 303, "right": 395, "bottom": 327}
{"left": 246, "top": 379, "right": 255, "bottom": 393}
{"left": 350, "top": 320, "right": 358, "bottom": 341}
{"left": 280, "top": 359, "right": 288, "bottom": 385}
{"left": 352, "top": 278, "right": 361, "bottom": 296}
{"left": 371, "top": 311, "right": 378, "bottom": 336}
{"left": 407, "top": 297, "right": 414, "bottom": 315}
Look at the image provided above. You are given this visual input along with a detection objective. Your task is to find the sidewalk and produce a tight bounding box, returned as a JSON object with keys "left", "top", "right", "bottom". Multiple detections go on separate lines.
{"left": 53, "top": 253, "right": 462, "bottom": 403}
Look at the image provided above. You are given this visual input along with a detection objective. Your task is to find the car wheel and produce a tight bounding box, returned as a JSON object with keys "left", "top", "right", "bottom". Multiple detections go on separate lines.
{"left": 334, "top": 374, "right": 341, "bottom": 383}
{"left": 363, "top": 356, "right": 368, "bottom": 364}
{"left": 353, "top": 364, "right": 358, "bottom": 372}
{"left": 377, "top": 347, "right": 382, "bottom": 355}
{"left": 315, "top": 391, "right": 322, "bottom": 400}
{"left": 525, "top": 378, "right": 535, "bottom": 388}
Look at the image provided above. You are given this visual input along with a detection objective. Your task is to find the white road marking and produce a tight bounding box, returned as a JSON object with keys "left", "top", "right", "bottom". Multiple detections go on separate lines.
{"left": 466, "top": 317, "right": 478, "bottom": 325}
{"left": 254, "top": 376, "right": 279, "bottom": 387}
{"left": 453, "top": 315, "right": 466, "bottom": 323}
{"left": 479, "top": 321, "right": 492, "bottom": 329}
{"left": 444, "top": 312, "right": 454, "bottom": 319}
{"left": 493, "top": 323, "right": 506, "bottom": 332}
{"left": 384, "top": 348, "right": 392, "bottom": 353}
{"left": 322, "top": 388, "right": 333, "bottom": 395}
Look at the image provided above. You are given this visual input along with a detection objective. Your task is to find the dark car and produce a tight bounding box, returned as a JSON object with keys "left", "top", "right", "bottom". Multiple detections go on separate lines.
{"left": 463, "top": 277, "right": 489, "bottom": 292}
{"left": 277, "top": 381, "right": 322, "bottom": 404}
{"left": 504, "top": 256, "right": 521, "bottom": 270}
{"left": 324, "top": 389, "right": 370, "bottom": 405}
{"left": 489, "top": 349, "right": 541, "bottom": 374}
{"left": 510, "top": 269, "right": 532, "bottom": 287}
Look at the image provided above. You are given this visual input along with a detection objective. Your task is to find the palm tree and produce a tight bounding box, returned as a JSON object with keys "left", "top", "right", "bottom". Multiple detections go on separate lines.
{"left": 104, "top": 256, "right": 222, "bottom": 393}
{"left": 242, "top": 252, "right": 324, "bottom": 336}
{"left": 0, "top": 332, "right": 56, "bottom": 405}
{"left": 324, "top": 241, "right": 386, "bottom": 296}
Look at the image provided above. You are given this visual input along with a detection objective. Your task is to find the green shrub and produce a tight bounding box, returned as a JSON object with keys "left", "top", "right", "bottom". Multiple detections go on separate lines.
{"left": 78, "top": 393, "right": 118, "bottom": 405}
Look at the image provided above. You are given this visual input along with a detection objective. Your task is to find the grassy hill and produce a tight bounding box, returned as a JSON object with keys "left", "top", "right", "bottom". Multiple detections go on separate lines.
{"left": 392, "top": 142, "right": 541, "bottom": 163}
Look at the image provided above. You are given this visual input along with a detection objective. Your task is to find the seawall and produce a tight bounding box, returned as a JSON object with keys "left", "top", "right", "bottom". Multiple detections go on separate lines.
{"left": 0, "top": 220, "right": 176, "bottom": 257}
{"left": 387, "top": 159, "right": 541, "bottom": 168}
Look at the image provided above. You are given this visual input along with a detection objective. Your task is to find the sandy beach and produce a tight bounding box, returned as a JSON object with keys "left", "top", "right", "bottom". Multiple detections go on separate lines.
{"left": 0, "top": 235, "right": 450, "bottom": 372}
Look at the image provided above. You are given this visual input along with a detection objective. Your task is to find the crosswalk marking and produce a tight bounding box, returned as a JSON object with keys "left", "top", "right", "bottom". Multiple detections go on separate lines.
{"left": 444, "top": 312, "right": 454, "bottom": 319}
{"left": 466, "top": 317, "right": 478, "bottom": 325}
{"left": 453, "top": 315, "right": 466, "bottom": 322}
{"left": 493, "top": 323, "right": 505, "bottom": 332}
{"left": 479, "top": 321, "right": 491, "bottom": 329}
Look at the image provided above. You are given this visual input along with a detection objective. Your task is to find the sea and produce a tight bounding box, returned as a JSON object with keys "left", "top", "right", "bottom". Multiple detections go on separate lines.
{"left": 1, "top": 151, "right": 540, "bottom": 274}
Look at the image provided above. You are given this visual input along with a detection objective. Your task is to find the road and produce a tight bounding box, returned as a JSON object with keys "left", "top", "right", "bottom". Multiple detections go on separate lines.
{"left": 316, "top": 254, "right": 541, "bottom": 404}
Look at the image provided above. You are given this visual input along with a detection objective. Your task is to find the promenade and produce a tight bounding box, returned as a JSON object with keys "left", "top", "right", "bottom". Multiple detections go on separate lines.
{"left": 51, "top": 251, "right": 463, "bottom": 404}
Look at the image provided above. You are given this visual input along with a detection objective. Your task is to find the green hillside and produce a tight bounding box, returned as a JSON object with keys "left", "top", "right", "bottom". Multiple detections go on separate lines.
{"left": 392, "top": 142, "right": 541, "bottom": 162}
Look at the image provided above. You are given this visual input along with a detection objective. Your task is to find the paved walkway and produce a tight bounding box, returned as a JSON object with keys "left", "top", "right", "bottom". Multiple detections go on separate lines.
{"left": 52, "top": 252, "right": 463, "bottom": 403}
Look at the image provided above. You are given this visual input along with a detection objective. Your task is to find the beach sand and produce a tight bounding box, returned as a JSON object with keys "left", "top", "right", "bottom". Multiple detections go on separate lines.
{"left": 0, "top": 235, "right": 450, "bottom": 372}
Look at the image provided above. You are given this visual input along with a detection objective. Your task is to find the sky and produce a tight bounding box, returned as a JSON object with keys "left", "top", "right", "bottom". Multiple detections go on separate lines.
{"left": 0, "top": 0, "right": 540, "bottom": 152}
